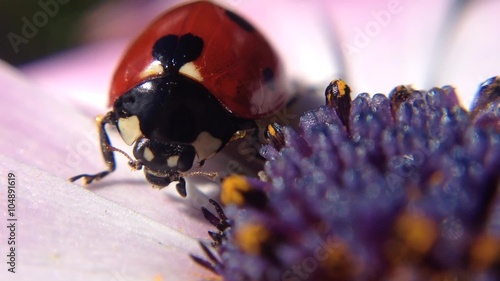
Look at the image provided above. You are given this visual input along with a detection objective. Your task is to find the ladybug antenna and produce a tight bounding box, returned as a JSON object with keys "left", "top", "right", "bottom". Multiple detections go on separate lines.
{"left": 180, "top": 171, "right": 220, "bottom": 182}
{"left": 107, "top": 145, "right": 143, "bottom": 170}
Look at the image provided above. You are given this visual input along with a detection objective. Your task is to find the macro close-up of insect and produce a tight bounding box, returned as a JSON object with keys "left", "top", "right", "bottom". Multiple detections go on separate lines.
{"left": 1, "top": 0, "right": 499, "bottom": 280}
{"left": 69, "top": 1, "right": 289, "bottom": 197}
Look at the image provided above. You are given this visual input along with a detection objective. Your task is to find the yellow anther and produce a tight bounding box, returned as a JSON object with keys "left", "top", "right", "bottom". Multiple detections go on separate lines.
{"left": 320, "top": 240, "right": 357, "bottom": 280}
{"left": 395, "top": 213, "right": 437, "bottom": 255}
{"left": 470, "top": 234, "right": 500, "bottom": 269}
{"left": 267, "top": 124, "right": 277, "bottom": 137}
{"left": 221, "top": 175, "right": 252, "bottom": 206}
{"left": 334, "top": 79, "right": 349, "bottom": 97}
{"left": 235, "top": 223, "right": 270, "bottom": 255}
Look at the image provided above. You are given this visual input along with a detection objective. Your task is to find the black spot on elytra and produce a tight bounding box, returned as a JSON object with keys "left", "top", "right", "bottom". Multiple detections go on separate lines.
{"left": 262, "top": 67, "right": 276, "bottom": 91}
{"left": 225, "top": 10, "right": 255, "bottom": 32}
{"left": 262, "top": 67, "right": 274, "bottom": 83}
{"left": 152, "top": 34, "right": 204, "bottom": 73}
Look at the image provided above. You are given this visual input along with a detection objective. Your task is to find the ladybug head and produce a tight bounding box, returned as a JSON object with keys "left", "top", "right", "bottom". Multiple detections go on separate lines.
{"left": 133, "top": 137, "right": 194, "bottom": 186}
{"left": 110, "top": 74, "right": 248, "bottom": 187}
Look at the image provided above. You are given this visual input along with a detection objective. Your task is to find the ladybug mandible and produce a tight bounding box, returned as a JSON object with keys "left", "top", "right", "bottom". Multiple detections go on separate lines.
{"left": 70, "top": 1, "right": 288, "bottom": 197}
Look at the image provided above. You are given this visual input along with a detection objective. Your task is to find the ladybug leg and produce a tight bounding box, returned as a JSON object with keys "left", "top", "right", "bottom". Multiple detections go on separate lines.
{"left": 264, "top": 122, "right": 285, "bottom": 151}
{"left": 175, "top": 177, "right": 187, "bottom": 197}
{"left": 69, "top": 112, "right": 118, "bottom": 184}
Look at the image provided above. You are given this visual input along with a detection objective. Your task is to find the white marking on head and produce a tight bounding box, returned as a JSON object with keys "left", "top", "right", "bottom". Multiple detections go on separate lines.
{"left": 191, "top": 131, "right": 222, "bottom": 161}
{"left": 167, "top": 156, "right": 180, "bottom": 168}
{"left": 139, "top": 60, "right": 164, "bottom": 80}
{"left": 179, "top": 62, "right": 203, "bottom": 82}
{"left": 143, "top": 147, "right": 154, "bottom": 162}
{"left": 117, "top": 115, "right": 142, "bottom": 145}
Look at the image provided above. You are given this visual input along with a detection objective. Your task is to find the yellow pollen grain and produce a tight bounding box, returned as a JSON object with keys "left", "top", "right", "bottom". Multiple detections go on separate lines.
{"left": 221, "top": 175, "right": 251, "bottom": 206}
{"left": 429, "top": 171, "right": 445, "bottom": 186}
{"left": 267, "top": 124, "right": 277, "bottom": 137}
{"left": 395, "top": 213, "right": 437, "bottom": 255}
{"left": 235, "top": 223, "right": 270, "bottom": 255}
{"left": 320, "top": 241, "right": 357, "bottom": 280}
{"left": 335, "top": 79, "right": 348, "bottom": 97}
{"left": 470, "top": 234, "right": 500, "bottom": 269}
{"left": 326, "top": 93, "right": 333, "bottom": 103}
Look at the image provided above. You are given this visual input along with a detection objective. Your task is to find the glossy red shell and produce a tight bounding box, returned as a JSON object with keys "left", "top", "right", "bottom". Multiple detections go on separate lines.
{"left": 109, "top": 1, "right": 288, "bottom": 119}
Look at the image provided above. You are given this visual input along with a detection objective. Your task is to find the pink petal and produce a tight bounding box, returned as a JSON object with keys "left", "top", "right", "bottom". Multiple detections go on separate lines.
{"left": 0, "top": 156, "right": 210, "bottom": 280}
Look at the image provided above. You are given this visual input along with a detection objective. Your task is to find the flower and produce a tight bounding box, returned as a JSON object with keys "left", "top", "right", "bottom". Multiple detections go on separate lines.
{"left": 193, "top": 78, "right": 500, "bottom": 281}
{"left": 1, "top": 0, "right": 499, "bottom": 280}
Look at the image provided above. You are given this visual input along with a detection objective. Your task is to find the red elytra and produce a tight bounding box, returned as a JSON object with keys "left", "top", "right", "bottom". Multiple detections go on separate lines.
{"left": 109, "top": 0, "right": 288, "bottom": 119}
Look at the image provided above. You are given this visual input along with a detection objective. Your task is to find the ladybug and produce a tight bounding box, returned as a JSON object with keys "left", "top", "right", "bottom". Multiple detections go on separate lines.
{"left": 70, "top": 1, "right": 288, "bottom": 197}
